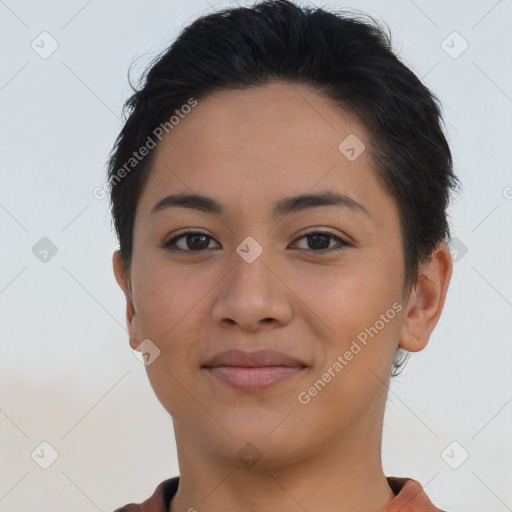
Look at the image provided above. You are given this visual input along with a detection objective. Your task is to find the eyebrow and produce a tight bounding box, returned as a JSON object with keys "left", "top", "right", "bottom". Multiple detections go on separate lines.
{"left": 149, "top": 190, "right": 369, "bottom": 218}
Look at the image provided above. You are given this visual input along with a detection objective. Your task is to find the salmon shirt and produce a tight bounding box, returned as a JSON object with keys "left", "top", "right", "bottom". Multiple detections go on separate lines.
{"left": 113, "top": 476, "right": 447, "bottom": 512}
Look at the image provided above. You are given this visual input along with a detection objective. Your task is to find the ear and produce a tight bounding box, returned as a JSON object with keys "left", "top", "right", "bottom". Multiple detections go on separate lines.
{"left": 399, "top": 241, "right": 453, "bottom": 353}
{"left": 112, "top": 250, "right": 142, "bottom": 351}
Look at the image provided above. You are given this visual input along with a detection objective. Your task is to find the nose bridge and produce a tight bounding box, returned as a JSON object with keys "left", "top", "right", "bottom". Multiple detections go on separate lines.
{"left": 230, "top": 239, "right": 277, "bottom": 305}
{"left": 233, "top": 241, "right": 273, "bottom": 291}
{"left": 211, "top": 237, "right": 292, "bottom": 329}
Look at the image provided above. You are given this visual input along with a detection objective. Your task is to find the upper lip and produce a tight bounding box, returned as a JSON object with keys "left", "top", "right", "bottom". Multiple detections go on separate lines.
{"left": 202, "top": 349, "right": 306, "bottom": 368}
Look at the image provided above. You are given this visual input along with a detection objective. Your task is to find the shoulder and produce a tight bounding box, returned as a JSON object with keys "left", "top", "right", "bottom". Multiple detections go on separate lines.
{"left": 112, "top": 477, "right": 180, "bottom": 512}
{"left": 385, "top": 476, "right": 448, "bottom": 512}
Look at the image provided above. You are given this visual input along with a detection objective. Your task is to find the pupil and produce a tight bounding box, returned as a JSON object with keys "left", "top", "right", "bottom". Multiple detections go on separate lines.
{"left": 189, "top": 234, "right": 208, "bottom": 250}
{"left": 309, "top": 234, "right": 329, "bottom": 249}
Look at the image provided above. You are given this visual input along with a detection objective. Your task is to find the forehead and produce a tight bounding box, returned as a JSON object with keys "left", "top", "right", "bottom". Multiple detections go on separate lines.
{"left": 157, "top": 81, "right": 370, "bottom": 161}
{"left": 136, "top": 81, "right": 395, "bottom": 225}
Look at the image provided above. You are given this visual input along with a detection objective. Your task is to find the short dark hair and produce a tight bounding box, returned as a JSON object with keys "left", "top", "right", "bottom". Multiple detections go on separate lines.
{"left": 106, "top": 0, "right": 459, "bottom": 376}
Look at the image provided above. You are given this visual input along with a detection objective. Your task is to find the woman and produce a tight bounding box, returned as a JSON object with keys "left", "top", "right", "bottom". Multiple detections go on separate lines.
{"left": 108, "top": 1, "right": 458, "bottom": 510}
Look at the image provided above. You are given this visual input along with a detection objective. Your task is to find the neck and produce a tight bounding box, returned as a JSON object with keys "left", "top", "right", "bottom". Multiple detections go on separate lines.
{"left": 169, "top": 421, "right": 395, "bottom": 512}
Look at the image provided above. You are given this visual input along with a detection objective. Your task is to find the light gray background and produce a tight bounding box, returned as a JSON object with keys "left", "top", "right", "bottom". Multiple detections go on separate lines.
{"left": 1, "top": 0, "right": 511, "bottom": 511}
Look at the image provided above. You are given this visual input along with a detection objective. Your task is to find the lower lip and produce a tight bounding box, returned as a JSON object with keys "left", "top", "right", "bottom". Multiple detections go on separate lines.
{"left": 204, "top": 366, "right": 306, "bottom": 391}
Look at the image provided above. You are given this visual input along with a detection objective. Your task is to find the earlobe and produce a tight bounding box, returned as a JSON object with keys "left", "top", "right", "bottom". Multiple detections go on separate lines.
{"left": 112, "top": 250, "right": 140, "bottom": 351}
{"left": 399, "top": 242, "right": 453, "bottom": 353}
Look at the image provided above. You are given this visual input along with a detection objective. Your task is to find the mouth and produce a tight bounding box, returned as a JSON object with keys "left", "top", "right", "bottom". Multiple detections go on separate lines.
{"left": 203, "top": 365, "right": 307, "bottom": 391}
{"left": 202, "top": 349, "right": 308, "bottom": 391}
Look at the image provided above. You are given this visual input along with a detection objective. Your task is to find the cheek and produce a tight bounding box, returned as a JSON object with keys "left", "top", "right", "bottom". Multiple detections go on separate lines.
{"left": 294, "top": 248, "right": 403, "bottom": 339}
{"left": 135, "top": 267, "right": 210, "bottom": 421}
{"left": 294, "top": 263, "right": 403, "bottom": 431}
{"left": 132, "top": 267, "right": 211, "bottom": 409}
{"left": 135, "top": 263, "right": 208, "bottom": 339}
{"left": 293, "top": 247, "right": 404, "bottom": 401}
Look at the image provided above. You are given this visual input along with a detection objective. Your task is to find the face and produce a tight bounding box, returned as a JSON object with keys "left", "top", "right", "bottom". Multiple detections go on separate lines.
{"left": 115, "top": 81, "right": 415, "bottom": 467}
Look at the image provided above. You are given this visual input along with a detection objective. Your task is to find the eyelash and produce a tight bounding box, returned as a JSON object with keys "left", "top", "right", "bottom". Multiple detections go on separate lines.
{"left": 162, "top": 229, "right": 351, "bottom": 255}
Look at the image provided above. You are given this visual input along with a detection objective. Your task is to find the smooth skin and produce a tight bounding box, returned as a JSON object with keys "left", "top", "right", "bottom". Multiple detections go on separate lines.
{"left": 113, "top": 81, "right": 452, "bottom": 512}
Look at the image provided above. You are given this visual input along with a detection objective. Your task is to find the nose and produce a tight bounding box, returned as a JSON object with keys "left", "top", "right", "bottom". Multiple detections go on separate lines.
{"left": 211, "top": 247, "right": 293, "bottom": 332}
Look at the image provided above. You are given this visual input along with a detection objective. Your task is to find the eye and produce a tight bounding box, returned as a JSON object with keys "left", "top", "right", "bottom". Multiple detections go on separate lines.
{"left": 290, "top": 230, "right": 350, "bottom": 254}
{"left": 163, "top": 230, "right": 220, "bottom": 253}
{"left": 163, "top": 229, "right": 351, "bottom": 255}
